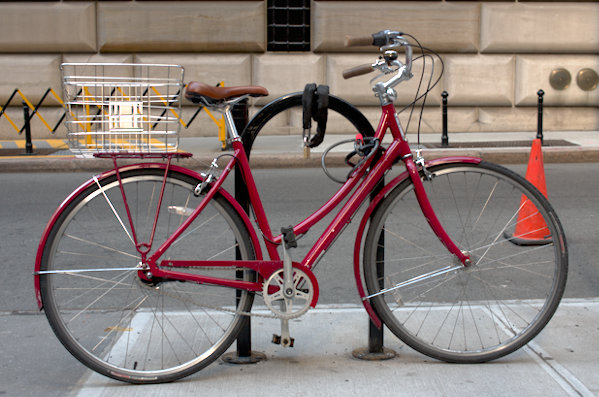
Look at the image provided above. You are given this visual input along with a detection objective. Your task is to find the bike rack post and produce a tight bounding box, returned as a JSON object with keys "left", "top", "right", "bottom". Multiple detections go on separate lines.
{"left": 222, "top": 98, "right": 267, "bottom": 364}
{"left": 352, "top": 175, "right": 397, "bottom": 360}
{"left": 537, "top": 89, "right": 544, "bottom": 144}
{"left": 21, "top": 101, "right": 35, "bottom": 155}
{"left": 441, "top": 91, "right": 449, "bottom": 147}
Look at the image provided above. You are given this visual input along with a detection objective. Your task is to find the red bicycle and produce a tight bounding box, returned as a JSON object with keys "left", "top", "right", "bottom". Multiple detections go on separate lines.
{"left": 35, "top": 30, "right": 567, "bottom": 384}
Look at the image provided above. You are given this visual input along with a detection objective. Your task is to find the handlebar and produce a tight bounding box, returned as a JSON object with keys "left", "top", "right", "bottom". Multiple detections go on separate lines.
{"left": 344, "top": 35, "right": 375, "bottom": 48}
{"left": 344, "top": 31, "right": 394, "bottom": 49}
{"left": 342, "top": 63, "right": 375, "bottom": 79}
{"left": 342, "top": 30, "right": 413, "bottom": 90}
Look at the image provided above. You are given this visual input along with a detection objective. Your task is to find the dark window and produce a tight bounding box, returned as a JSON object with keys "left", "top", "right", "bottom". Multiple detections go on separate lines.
{"left": 267, "top": 0, "right": 310, "bottom": 51}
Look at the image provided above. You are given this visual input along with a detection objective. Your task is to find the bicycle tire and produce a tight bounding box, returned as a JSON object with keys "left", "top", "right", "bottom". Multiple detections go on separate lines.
{"left": 39, "top": 168, "right": 256, "bottom": 383}
{"left": 363, "top": 161, "right": 568, "bottom": 363}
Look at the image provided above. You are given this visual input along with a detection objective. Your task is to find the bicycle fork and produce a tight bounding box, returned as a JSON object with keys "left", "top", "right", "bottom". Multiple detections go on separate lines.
{"left": 403, "top": 155, "right": 471, "bottom": 266}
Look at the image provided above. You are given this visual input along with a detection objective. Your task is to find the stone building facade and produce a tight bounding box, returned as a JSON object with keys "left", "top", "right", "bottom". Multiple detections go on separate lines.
{"left": 0, "top": 1, "right": 597, "bottom": 140}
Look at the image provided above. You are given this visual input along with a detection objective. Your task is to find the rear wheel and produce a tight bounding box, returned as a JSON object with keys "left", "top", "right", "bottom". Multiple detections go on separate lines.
{"left": 363, "top": 161, "right": 568, "bottom": 362}
{"left": 39, "top": 168, "right": 256, "bottom": 383}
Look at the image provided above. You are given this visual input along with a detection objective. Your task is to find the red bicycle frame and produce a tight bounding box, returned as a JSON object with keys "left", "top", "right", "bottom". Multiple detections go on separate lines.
{"left": 138, "top": 102, "right": 471, "bottom": 308}
{"left": 34, "top": 102, "right": 476, "bottom": 326}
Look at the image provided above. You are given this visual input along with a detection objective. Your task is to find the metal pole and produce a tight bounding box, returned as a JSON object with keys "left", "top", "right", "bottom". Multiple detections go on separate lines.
{"left": 537, "top": 89, "right": 544, "bottom": 144}
{"left": 233, "top": 98, "right": 251, "bottom": 357}
{"left": 222, "top": 98, "right": 266, "bottom": 364}
{"left": 22, "top": 102, "right": 34, "bottom": 155}
{"left": 352, "top": 164, "right": 396, "bottom": 361}
{"left": 441, "top": 91, "right": 449, "bottom": 147}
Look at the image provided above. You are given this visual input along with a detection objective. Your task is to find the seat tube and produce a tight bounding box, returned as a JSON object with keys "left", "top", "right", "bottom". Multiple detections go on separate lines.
{"left": 230, "top": 139, "right": 280, "bottom": 260}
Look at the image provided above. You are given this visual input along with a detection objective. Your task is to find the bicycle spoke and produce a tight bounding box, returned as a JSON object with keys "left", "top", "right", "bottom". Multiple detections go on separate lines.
{"left": 367, "top": 265, "right": 463, "bottom": 299}
{"left": 64, "top": 233, "right": 138, "bottom": 259}
{"left": 93, "top": 175, "right": 135, "bottom": 244}
{"left": 66, "top": 271, "right": 134, "bottom": 324}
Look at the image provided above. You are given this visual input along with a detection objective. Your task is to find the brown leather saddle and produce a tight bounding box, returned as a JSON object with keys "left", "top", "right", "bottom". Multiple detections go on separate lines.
{"left": 185, "top": 81, "right": 269, "bottom": 104}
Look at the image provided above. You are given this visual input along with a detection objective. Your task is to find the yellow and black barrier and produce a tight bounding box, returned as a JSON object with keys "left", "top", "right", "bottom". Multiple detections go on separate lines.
{"left": 1, "top": 84, "right": 229, "bottom": 155}
{"left": 0, "top": 88, "right": 65, "bottom": 154}
{"left": 0, "top": 88, "right": 64, "bottom": 136}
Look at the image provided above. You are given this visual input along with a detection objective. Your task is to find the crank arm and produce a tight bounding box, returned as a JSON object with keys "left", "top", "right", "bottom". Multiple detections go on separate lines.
{"left": 280, "top": 317, "right": 293, "bottom": 347}
{"left": 272, "top": 300, "right": 295, "bottom": 347}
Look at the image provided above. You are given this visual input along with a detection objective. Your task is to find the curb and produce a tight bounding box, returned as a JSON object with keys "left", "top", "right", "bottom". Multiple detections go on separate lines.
{"left": 2, "top": 146, "right": 599, "bottom": 172}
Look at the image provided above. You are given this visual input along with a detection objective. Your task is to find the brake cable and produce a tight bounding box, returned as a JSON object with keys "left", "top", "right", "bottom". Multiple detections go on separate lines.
{"left": 321, "top": 135, "right": 381, "bottom": 184}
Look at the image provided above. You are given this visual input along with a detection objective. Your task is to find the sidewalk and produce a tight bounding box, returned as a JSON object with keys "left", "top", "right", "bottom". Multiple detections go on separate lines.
{"left": 1, "top": 130, "right": 599, "bottom": 172}
{"left": 65, "top": 299, "right": 599, "bottom": 396}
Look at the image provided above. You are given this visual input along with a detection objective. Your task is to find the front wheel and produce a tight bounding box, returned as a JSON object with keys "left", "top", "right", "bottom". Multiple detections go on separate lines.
{"left": 363, "top": 161, "right": 568, "bottom": 363}
{"left": 39, "top": 168, "right": 256, "bottom": 383}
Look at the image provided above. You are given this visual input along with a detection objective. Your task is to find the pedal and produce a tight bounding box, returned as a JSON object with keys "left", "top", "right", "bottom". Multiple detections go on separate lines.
{"left": 272, "top": 334, "right": 295, "bottom": 348}
{"left": 281, "top": 226, "right": 298, "bottom": 249}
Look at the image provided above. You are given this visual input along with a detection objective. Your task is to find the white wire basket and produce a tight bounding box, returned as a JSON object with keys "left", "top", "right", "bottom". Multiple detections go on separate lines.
{"left": 61, "top": 63, "right": 185, "bottom": 157}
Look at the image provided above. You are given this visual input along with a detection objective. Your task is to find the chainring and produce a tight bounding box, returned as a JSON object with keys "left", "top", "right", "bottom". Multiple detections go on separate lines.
{"left": 262, "top": 267, "right": 314, "bottom": 319}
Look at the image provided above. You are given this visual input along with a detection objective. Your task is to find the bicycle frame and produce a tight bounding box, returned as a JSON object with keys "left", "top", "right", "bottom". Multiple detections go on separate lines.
{"left": 34, "top": 102, "right": 477, "bottom": 327}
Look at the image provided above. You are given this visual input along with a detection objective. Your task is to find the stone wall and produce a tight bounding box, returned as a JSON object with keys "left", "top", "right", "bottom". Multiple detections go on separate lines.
{"left": 0, "top": 1, "right": 597, "bottom": 139}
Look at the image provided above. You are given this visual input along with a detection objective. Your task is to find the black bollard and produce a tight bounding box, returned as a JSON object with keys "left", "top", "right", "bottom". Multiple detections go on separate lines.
{"left": 441, "top": 91, "right": 449, "bottom": 147}
{"left": 22, "top": 102, "right": 34, "bottom": 155}
{"left": 537, "top": 90, "right": 544, "bottom": 144}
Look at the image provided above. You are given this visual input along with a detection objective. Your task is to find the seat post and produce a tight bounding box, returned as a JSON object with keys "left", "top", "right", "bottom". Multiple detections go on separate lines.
{"left": 223, "top": 105, "right": 241, "bottom": 141}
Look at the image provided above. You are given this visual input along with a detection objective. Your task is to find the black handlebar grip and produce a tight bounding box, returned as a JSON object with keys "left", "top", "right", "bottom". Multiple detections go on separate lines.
{"left": 371, "top": 31, "right": 388, "bottom": 47}
{"left": 342, "top": 64, "right": 375, "bottom": 79}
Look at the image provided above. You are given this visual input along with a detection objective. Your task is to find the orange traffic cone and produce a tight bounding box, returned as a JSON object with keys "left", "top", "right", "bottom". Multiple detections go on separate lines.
{"left": 506, "top": 138, "right": 552, "bottom": 246}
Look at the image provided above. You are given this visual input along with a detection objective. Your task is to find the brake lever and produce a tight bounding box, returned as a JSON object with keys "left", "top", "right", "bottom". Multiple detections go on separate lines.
{"left": 369, "top": 59, "right": 400, "bottom": 84}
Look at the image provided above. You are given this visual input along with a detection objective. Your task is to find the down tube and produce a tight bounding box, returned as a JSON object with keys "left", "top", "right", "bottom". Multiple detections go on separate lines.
{"left": 301, "top": 140, "right": 404, "bottom": 270}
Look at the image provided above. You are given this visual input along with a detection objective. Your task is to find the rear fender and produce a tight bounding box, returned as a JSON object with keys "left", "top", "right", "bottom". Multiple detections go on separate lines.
{"left": 34, "top": 162, "right": 262, "bottom": 310}
{"left": 353, "top": 156, "right": 482, "bottom": 327}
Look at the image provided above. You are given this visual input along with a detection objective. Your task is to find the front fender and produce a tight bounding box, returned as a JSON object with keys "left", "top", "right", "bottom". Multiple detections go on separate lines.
{"left": 34, "top": 162, "right": 263, "bottom": 310}
{"left": 353, "top": 156, "right": 482, "bottom": 327}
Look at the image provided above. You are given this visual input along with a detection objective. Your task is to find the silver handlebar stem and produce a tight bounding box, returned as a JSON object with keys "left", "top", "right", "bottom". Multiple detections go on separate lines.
{"left": 372, "top": 33, "right": 413, "bottom": 106}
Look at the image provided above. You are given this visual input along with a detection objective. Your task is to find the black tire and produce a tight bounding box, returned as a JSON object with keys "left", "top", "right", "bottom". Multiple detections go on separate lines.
{"left": 363, "top": 161, "right": 568, "bottom": 363}
{"left": 39, "top": 168, "right": 256, "bottom": 383}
